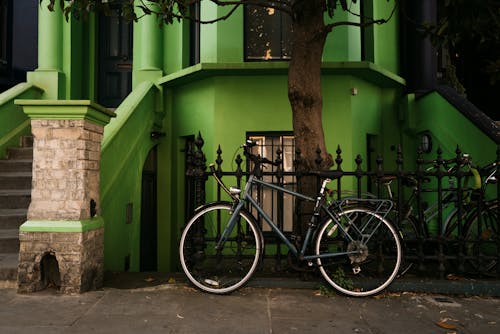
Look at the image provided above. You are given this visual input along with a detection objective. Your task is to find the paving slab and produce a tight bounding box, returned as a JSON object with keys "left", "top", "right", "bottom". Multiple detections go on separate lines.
{"left": 1, "top": 277, "right": 499, "bottom": 334}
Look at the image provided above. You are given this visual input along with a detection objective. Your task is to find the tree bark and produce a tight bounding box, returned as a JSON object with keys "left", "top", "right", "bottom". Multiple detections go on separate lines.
{"left": 288, "top": 1, "right": 333, "bottom": 236}
{"left": 288, "top": 0, "right": 333, "bottom": 172}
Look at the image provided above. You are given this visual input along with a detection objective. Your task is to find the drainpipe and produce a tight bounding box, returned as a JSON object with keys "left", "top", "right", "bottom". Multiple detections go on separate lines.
{"left": 405, "top": 0, "right": 437, "bottom": 95}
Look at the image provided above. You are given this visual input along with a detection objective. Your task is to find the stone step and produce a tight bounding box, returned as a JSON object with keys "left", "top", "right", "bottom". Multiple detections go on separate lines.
{"left": 0, "top": 172, "right": 32, "bottom": 190}
{"left": 0, "top": 229, "right": 19, "bottom": 253}
{"left": 0, "top": 209, "right": 27, "bottom": 229}
{"left": 0, "top": 253, "right": 18, "bottom": 283}
{"left": 0, "top": 159, "right": 32, "bottom": 172}
{"left": 0, "top": 190, "right": 31, "bottom": 209}
{"left": 6, "top": 147, "right": 33, "bottom": 160}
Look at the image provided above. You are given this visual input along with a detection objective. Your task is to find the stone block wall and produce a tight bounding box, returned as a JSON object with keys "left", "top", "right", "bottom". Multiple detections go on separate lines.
{"left": 18, "top": 228, "right": 104, "bottom": 294}
{"left": 29, "top": 119, "right": 103, "bottom": 220}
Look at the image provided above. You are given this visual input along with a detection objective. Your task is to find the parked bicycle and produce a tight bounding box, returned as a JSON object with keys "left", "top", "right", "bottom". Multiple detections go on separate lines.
{"left": 446, "top": 160, "right": 498, "bottom": 275}
{"left": 377, "top": 155, "right": 498, "bottom": 275}
{"left": 179, "top": 141, "right": 402, "bottom": 297}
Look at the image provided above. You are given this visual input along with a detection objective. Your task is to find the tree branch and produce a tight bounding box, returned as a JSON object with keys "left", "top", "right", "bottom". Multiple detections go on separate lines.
{"left": 324, "top": 0, "right": 398, "bottom": 34}
{"left": 209, "top": 0, "right": 292, "bottom": 15}
{"left": 136, "top": 0, "right": 293, "bottom": 24}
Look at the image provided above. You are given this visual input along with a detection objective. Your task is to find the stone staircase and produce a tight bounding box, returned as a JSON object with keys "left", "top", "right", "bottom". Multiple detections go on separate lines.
{"left": 0, "top": 136, "right": 32, "bottom": 287}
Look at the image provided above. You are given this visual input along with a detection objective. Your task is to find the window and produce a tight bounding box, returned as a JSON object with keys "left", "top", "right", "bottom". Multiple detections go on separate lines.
{"left": 244, "top": 5, "right": 292, "bottom": 61}
{"left": 0, "top": 0, "right": 11, "bottom": 74}
{"left": 247, "top": 132, "right": 295, "bottom": 232}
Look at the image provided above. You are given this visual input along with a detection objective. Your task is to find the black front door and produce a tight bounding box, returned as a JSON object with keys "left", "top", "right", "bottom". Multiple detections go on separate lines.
{"left": 98, "top": 8, "right": 132, "bottom": 108}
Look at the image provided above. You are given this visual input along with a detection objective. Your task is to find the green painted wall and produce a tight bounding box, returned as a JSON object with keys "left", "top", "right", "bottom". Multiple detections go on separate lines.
{"left": 199, "top": 2, "right": 243, "bottom": 63}
{"left": 412, "top": 92, "right": 497, "bottom": 165}
{"left": 363, "top": 0, "right": 399, "bottom": 74}
{"left": 323, "top": 2, "right": 361, "bottom": 62}
{"left": 100, "top": 82, "right": 162, "bottom": 272}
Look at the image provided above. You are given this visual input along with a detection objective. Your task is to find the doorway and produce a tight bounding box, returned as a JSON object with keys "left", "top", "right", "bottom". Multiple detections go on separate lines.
{"left": 140, "top": 147, "right": 158, "bottom": 271}
{"left": 97, "top": 7, "right": 132, "bottom": 108}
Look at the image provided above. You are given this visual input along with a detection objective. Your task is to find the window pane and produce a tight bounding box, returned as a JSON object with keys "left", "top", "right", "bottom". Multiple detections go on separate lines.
{"left": 247, "top": 132, "right": 295, "bottom": 232}
{"left": 244, "top": 5, "right": 292, "bottom": 61}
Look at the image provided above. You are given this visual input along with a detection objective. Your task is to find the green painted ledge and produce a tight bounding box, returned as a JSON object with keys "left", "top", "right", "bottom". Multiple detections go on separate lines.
{"left": 157, "top": 61, "right": 406, "bottom": 88}
{"left": 20, "top": 216, "right": 104, "bottom": 233}
{"left": 14, "top": 99, "right": 116, "bottom": 126}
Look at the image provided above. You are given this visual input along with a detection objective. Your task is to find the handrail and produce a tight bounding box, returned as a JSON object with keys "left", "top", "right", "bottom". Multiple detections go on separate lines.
{"left": 100, "top": 81, "right": 162, "bottom": 201}
{"left": 0, "top": 83, "right": 43, "bottom": 157}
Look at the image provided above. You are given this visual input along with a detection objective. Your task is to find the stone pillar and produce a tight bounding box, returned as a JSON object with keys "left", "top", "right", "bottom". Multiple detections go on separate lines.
{"left": 14, "top": 100, "right": 115, "bottom": 294}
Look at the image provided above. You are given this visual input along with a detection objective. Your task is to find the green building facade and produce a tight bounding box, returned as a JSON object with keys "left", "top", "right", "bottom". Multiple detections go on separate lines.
{"left": 0, "top": 1, "right": 497, "bottom": 278}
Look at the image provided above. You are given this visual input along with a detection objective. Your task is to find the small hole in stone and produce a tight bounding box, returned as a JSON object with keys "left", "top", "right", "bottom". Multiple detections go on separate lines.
{"left": 40, "top": 253, "right": 61, "bottom": 290}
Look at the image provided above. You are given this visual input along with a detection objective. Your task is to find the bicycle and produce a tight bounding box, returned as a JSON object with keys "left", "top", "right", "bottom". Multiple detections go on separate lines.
{"left": 179, "top": 140, "right": 402, "bottom": 297}
{"left": 378, "top": 157, "right": 498, "bottom": 275}
{"left": 448, "top": 161, "right": 498, "bottom": 275}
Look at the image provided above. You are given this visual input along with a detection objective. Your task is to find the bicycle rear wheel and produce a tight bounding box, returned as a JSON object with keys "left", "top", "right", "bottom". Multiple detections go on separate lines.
{"left": 315, "top": 207, "right": 402, "bottom": 297}
{"left": 179, "top": 202, "right": 262, "bottom": 294}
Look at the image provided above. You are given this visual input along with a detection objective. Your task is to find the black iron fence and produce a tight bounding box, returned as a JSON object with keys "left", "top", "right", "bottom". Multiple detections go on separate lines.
{"left": 185, "top": 133, "right": 500, "bottom": 279}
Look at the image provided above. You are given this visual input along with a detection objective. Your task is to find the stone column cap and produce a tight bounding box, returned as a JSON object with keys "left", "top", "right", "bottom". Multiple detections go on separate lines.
{"left": 15, "top": 99, "right": 116, "bottom": 126}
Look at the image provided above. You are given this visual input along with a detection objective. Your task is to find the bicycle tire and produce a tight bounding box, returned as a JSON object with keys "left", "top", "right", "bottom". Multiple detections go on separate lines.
{"left": 315, "top": 207, "right": 402, "bottom": 297}
{"left": 395, "top": 214, "right": 421, "bottom": 275}
{"left": 462, "top": 200, "right": 498, "bottom": 274}
{"left": 179, "top": 202, "right": 263, "bottom": 294}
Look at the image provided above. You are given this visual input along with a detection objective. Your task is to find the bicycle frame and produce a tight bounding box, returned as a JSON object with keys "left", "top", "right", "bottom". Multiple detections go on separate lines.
{"left": 216, "top": 174, "right": 382, "bottom": 263}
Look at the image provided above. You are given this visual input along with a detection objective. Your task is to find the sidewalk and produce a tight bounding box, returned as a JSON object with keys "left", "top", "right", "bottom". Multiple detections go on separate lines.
{"left": 0, "top": 273, "right": 499, "bottom": 334}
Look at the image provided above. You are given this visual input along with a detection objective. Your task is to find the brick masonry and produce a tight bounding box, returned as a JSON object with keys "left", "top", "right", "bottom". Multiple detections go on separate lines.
{"left": 28, "top": 119, "right": 102, "bottom": 220}
{"left": 18, "top": 118, "right": 107, "bottom": 294}
{"left": 18, "top": 228, "right": 104, "bottom": 293}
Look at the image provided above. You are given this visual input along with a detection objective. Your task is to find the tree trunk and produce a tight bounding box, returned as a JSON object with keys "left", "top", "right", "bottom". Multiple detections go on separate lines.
{"left": 288, "top": 1, "right": 333, "bottom": 236}
{"left": 288, "top": 0, "right": 333, "bottom": 172}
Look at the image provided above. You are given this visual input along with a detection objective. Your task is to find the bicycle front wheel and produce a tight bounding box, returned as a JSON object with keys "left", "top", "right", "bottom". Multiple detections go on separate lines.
{"left": 315, "top": 207, "right": 402, "bottom": 297}
{"left": 179, "top": 202, "right": 262, "bottom": 294}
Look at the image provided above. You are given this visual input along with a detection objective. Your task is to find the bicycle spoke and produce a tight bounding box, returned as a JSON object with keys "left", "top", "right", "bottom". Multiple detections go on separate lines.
{"left": 316, "top": 207, "right": 402, "bottom": 297}
{"left": 180, "top": 202, "right": 262, "bottom": 294}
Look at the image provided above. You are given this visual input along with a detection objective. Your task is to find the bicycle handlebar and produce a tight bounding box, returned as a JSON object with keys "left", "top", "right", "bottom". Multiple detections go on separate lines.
{"left": 241, "top": 140, "right": 279, "bottom": 167}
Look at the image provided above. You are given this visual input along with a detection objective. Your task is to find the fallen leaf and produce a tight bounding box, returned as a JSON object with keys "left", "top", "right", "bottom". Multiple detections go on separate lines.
{"left": 168, "top": 277, "right": 176, "bottom": 284}
{"left": 446, "top": 274, "right": 462, "bottom": 281}
{"left": 436, "top": 321, "right": 457, "bottom": 330}
{"left": 144, "top": 277, "right": 156, "bottom": 283}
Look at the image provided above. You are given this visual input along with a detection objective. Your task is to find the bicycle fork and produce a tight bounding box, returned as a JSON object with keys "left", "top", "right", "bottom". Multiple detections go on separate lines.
{"left": 214, "top": 200, "right": 246, "bottom": 251}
